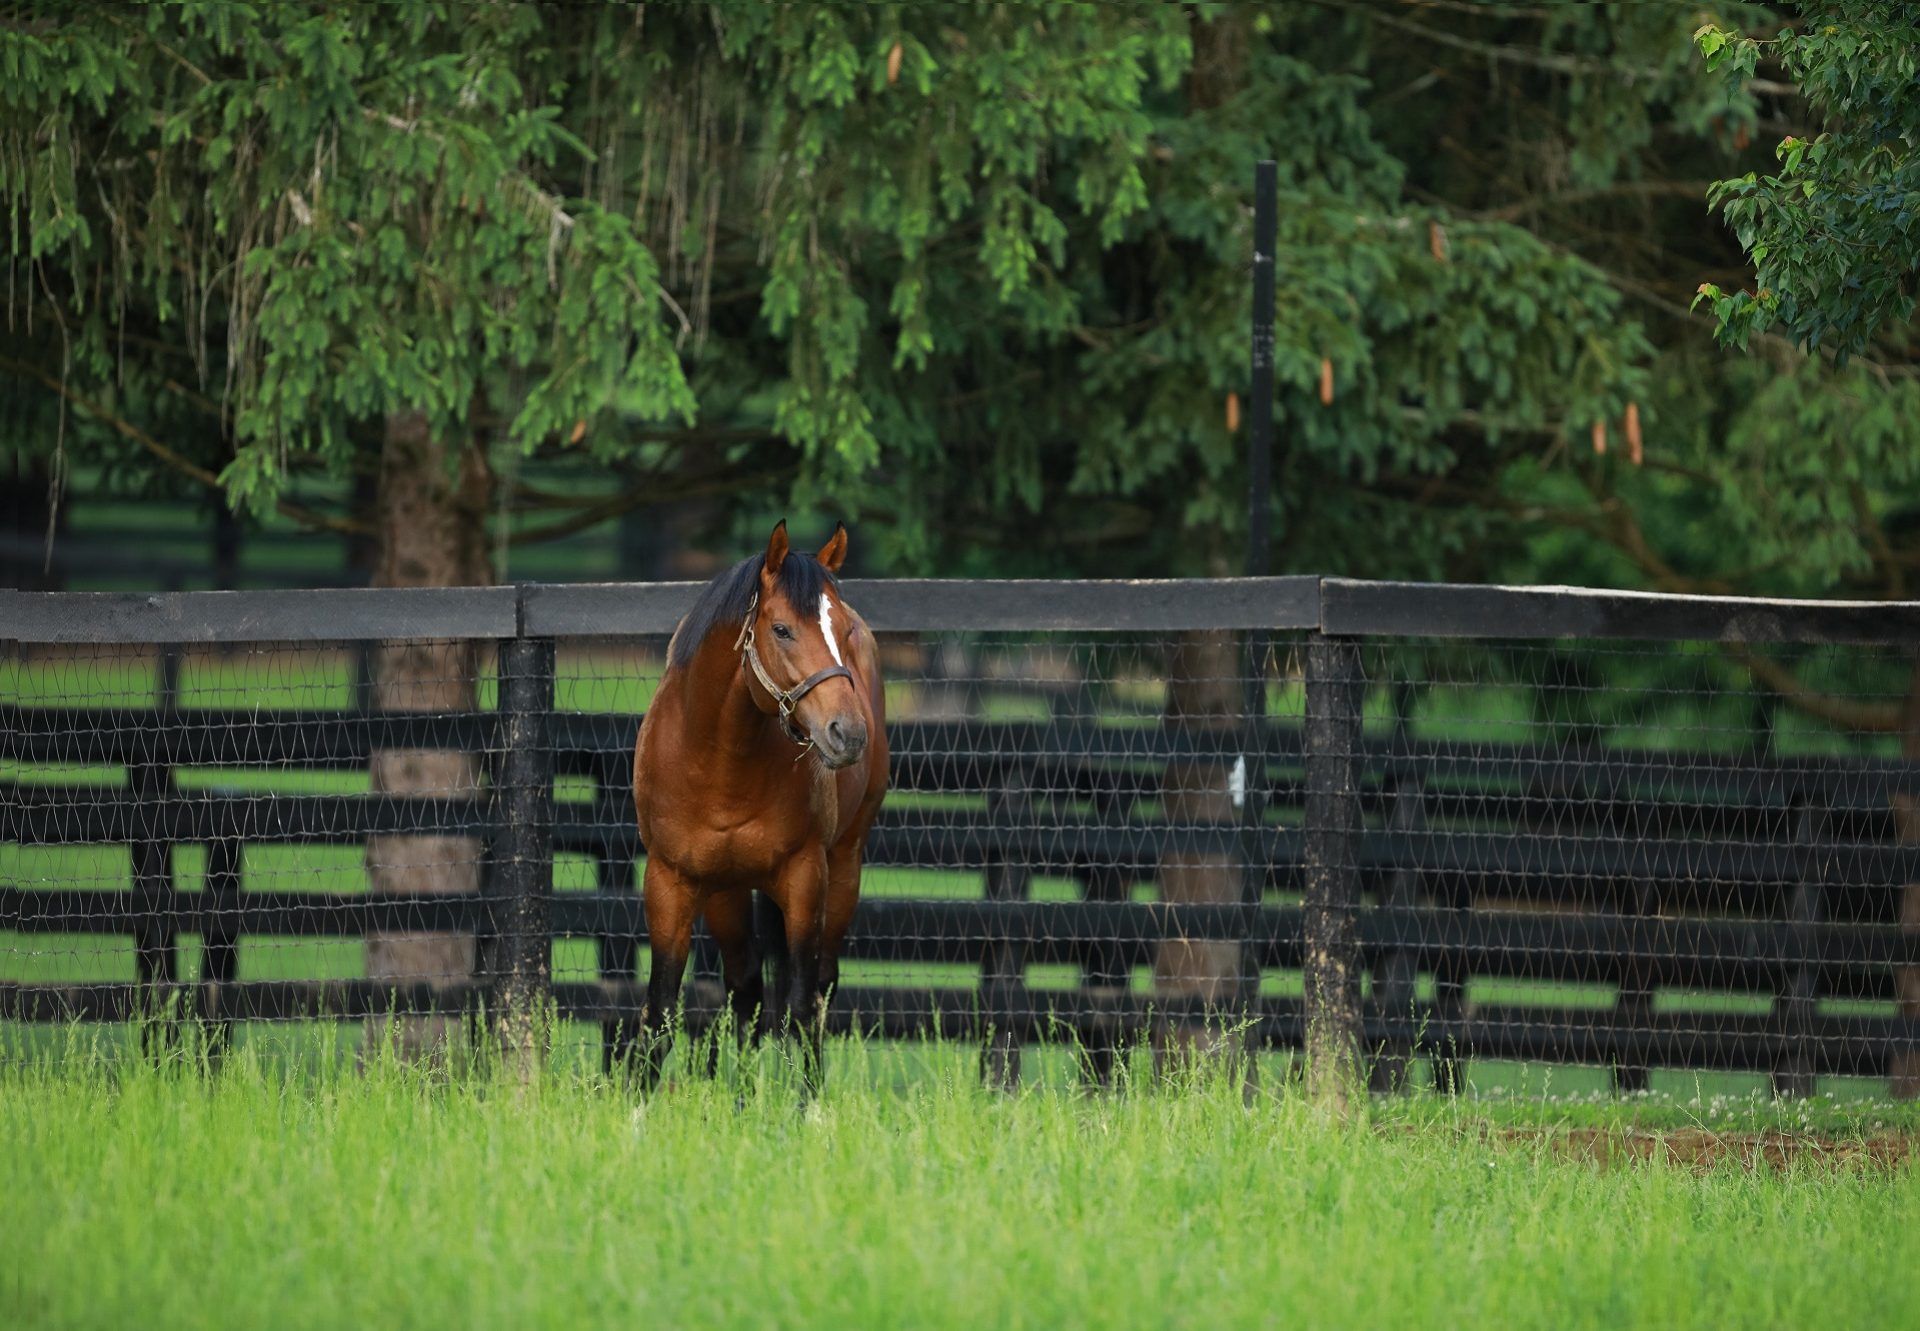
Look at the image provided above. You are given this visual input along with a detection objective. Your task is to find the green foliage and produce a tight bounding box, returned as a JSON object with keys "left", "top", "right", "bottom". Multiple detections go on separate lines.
{"left": 7, "top": 0, "right": 1911, "bottom": 596}
{"left": 1695, "top": 3, "right": 1920, "bottom": 358}
{"left": 2, "top": 1, "right": 1675, "bottom": 577}
{"left": 3, "top": 2, "right": 702, "bottom": 514}
{"left": 1, "top": 1, "right": 1200, "bottom": 532}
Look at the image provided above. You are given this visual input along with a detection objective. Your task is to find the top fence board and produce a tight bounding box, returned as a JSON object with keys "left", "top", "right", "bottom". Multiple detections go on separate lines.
{"left": 520, "top": 576, "right": 1322, "bottom": 636}
{"left": 0, "top": 587, "right": 519, "bottom": 644}
{"left": 5, "top": 577, "right": 1918, "bottom": 644}
{"left": 1321, "top": 579, "right": 1920, "bottom": 645}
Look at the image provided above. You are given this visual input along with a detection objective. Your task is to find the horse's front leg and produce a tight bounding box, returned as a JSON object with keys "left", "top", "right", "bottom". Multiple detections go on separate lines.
{"left": 701, "top": 888, "right": 764, "bottom": 1078}
{"left": 819, "top": 846, "right": 864, "bottom": 1009}
{"left": 639, "top": 860, "right": 699, "bottom": 1093}
{"left": 755, "top": 892, "right": 790, "bottom": 1039}
{"left": 773, "top": 850, "right": 829, "bottom": 1096}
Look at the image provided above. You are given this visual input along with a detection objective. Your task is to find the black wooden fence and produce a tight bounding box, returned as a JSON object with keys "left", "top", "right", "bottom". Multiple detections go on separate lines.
{"left": 3, "top": 577, "right": 1917, "bottom": 1095}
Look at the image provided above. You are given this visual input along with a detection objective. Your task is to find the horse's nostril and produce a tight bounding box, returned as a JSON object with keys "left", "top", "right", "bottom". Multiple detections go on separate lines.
{"left": 821, "top": 718, "right": 865, "bottom": 758}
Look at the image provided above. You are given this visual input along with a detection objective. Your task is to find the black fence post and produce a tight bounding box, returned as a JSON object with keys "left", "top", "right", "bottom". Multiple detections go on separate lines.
{"left": 1428, "top": 899, "right": 1469, "bottom": 1092}
{"left": 202, "top": 835, "right": 242, "bottom": 1050}
{"left": 1077, "top": 778, "right": 1133, "bottom": 1088}
{"left": 1071, "top": 670, "right": 1132, "bottom": 1089}
{"left": 597, "top": 752, "right": 642, "bottom": 1075}
{"left": 1611, "top": 875, "right": 1656, "bottom": 1094}
{"left": 1237, "top": 632, "right": 1271, "bottom": 1090}
{"left": 132, "top": 645, "right": 180, "bottom": 1055}
{"left": 1428, "top": 672, "right": 1469, "bottom": 1094}
{"left": 491, "top": 634, "right": 555, "bottom": 1076}
{"left": 981, "top": 765, "right": 1033, "bottom": 1091}
{"left": 1774, "top": 791, "right": 1827, "bottom": 1097}
{"left": 1302, "top": 632, "right": 1365, "bottom": 1107}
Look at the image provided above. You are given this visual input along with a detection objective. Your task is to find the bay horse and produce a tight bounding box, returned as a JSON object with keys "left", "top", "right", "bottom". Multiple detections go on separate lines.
{"left": 631, "top": 520, "right": 887, "bottom": 1092}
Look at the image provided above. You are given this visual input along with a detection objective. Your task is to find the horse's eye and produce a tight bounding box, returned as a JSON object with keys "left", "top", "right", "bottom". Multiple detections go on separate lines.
{"left": 772, "top": 623, "right": 794, "bottom": 640}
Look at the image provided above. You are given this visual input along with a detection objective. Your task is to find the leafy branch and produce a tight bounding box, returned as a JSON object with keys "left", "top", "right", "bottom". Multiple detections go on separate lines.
{"left": 0, "top": 355, "right": 368, "bottom": 537}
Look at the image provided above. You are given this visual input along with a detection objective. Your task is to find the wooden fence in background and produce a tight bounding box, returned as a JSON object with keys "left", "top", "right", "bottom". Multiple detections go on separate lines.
{"left": 3, "top": 578, "right": 1917, "bottom": 1095}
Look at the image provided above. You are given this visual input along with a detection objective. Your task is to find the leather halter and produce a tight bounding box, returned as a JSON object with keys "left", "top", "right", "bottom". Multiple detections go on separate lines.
{"left": 731, "top": 593, "right": 854, "bottom": 747}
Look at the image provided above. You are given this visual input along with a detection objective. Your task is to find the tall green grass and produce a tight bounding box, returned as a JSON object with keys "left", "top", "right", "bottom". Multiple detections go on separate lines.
{"left": 1, "top": 1031, "right": 1915, "bottom": 1331}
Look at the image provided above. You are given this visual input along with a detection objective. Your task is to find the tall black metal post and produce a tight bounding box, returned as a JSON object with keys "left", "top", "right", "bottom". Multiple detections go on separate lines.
{"left": 1247, "top": 159, "right": 1277, "bottom": 581}
{"left": 491, "top": 635, "right": 556, "bottom": 1076}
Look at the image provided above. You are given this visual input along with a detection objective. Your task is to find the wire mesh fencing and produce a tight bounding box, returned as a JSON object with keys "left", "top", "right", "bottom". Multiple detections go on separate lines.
{"left": 0, "top": 635, "right": 519, "bottom": 1052}
{"left": 1, "top": 580, "right": 1916, "bottom": 1097}
{"left": 1345, "top": 635, "right": 1918, "bottom": 1098}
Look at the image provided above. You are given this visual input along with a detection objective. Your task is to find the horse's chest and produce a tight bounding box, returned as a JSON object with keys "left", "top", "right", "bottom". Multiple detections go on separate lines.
{"left": 646, "top": 776, "right": 836, "bottom": 885}
{"left": 668, "top": 819, "right": 798, "bottom": 883}
{"left": 636, "top": 695, "right": 861, "bottom": 884}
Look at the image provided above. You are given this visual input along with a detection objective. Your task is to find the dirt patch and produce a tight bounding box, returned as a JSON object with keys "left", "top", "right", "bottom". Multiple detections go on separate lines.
{"left": 1466, "top": 1125, "right": 1916, "bottom": 1173}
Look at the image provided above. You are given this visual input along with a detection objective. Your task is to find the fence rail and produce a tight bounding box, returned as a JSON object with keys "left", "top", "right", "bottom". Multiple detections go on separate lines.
{"left": 11, "top": 575, "right": 1915, "bottom": 643}
{"left": 4, "top": 577, "right": 1918, "bottom": 1095}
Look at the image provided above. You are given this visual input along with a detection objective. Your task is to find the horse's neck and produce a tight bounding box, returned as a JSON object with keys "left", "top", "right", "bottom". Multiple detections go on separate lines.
{"left": 671, "top": 634, "right": 772, "bottom": 760}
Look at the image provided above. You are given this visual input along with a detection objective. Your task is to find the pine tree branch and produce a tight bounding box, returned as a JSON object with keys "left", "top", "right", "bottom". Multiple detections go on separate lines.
{"left": 1570, "top": 468, "right": 1732, "bottom": 594}
{"left": 506, "top": 466, "right": 796, "bottom": 545}
{"left": 1438, "top": 217, "right": 1920, "bottom": 380}
{"left": 0, "top": 355, "right": 370, "bottom": 537}
{"left": 1852, "top": 481, "right": 1907, "bottom": 599}
{"left": 1373, "top": 468, "right": 1791, "bottom": 594}
{"left": 1724, "top": 645, "right": 1904, "bottom": 734}
{"left": 1309, "top": 0, "right": 1799, "bottom": 95}
{"left": 1480, "top": 181, "right": 1717, "bottom": 222}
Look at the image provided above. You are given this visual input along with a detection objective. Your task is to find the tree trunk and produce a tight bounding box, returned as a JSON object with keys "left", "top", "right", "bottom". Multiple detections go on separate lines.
{"left": 1153, "top": 629, "right": 1250, "bottom": 1087}
{"left": 364, "top": 410, "right": 494, "bottom": 1061}
{"left": 1145, "top": 7, "right": 1259, "bottom": 1088}
{"left": 1891, "top": 659, "right": 1920, "bottom": 1098}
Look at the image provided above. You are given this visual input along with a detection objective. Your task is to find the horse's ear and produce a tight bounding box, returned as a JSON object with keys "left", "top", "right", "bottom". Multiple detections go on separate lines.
{"left": 762, "top": 520, "right": 790, "bottom": 580}
{"left": 816, "top": 522, "right": 849, "bottom": 574}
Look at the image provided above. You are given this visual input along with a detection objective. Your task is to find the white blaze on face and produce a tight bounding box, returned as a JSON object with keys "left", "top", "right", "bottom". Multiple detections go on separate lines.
{"left": 818, "top": 593, "right": 844, "bottom": 666}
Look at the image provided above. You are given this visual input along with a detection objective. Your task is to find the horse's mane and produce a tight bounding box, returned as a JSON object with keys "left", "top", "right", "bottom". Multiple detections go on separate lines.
{"left": 667, "top": 552, "right": 838, "bottom": 670}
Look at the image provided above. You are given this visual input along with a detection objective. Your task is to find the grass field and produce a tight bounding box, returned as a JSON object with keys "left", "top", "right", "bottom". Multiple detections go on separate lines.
{"left": 1, "top": 1032, "right": 1916, "bottom": 1331}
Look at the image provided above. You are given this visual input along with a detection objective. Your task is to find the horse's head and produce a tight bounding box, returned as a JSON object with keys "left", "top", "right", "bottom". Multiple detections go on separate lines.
{"left": 743, "top": 520, "right": 868, "bottom": 769}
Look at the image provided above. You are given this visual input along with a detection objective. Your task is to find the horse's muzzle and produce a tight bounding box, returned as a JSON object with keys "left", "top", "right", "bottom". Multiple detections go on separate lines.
{"left": 815, "top": 716, "right": 868, "bottom": 769}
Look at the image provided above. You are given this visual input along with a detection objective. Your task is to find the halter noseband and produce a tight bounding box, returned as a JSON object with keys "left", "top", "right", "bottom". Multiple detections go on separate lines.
{"left": 731, "top": 593, "right": 854, "bottom": 748}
